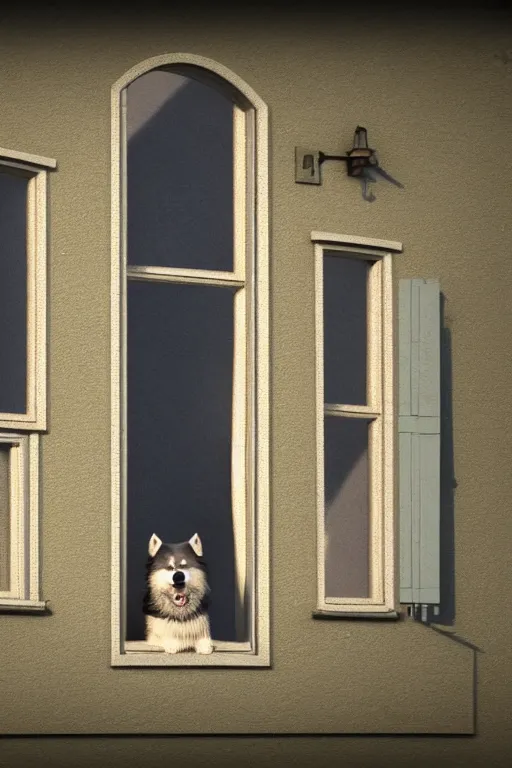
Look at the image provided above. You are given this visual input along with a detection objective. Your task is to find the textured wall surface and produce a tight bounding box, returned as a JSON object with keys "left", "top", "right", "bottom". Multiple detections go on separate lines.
{"left": 1, "top": 1, "right": 511, "bottom": 765}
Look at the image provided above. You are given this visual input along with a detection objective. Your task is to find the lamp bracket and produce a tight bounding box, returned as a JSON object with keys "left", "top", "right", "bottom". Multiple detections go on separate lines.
{"left": 295, "top": 126, "right": 377, "bottom": 185}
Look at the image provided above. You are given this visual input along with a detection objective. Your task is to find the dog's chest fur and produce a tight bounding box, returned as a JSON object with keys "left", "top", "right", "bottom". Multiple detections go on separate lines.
{"left": 146, "top": 614, "right": 212, "bottom": 654}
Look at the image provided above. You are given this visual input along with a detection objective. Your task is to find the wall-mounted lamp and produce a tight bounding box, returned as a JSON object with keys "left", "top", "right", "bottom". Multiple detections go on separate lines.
{"left": 295, "top": 125, "right": 403, "bottom": 201}
{"left": 323, "top": 125, "right": 378, "bottom": 177}
{"left": 295, "top": 126, "right": 377, "bottom": 185}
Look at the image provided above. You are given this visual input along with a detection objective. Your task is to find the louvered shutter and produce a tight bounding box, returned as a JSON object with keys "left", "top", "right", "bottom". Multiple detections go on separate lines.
{"left": 399, "top": 279, "right": 441, "bottom": 612}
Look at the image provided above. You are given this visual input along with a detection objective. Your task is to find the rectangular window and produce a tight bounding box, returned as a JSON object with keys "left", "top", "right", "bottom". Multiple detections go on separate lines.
{"left": 111, "top": 61, "right": 269, "bottom": 666}
{"left": 0, "top": 148, "right": 54, "bottom": 431}
{"left": 0, "top": 433, "right": 43, "bottom": 609}
{"left": 312, "top": 232, "right": 401, "bottom": 618}
{"left": 0, "top": 147, "right": 54, "bottom": 612}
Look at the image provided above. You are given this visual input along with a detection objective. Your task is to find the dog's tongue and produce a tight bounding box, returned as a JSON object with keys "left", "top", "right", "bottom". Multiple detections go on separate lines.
{"left": 174, "top": 594, "right": 187, "bottom": 607}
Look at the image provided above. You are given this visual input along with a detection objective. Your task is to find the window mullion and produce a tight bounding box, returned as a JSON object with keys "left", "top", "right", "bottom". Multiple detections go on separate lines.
{"left": 233, "top": 105, "right": 246, "bottom": 283}
{"left": 231, "top": 285, "right": 247, "bottom": 643}
{"left": 7, "top": 441, "right": 24, "bottom": 600}
{"left": 126, "top": 265, "right": 243, "bottom": 288}
{"left": 367, "top": 258, "right": 382, "bottom": 413}
{"left": 369, "top": 413, "right": 383, "bottom": 603}
{"left": 324, "top": 404, "right": 381, "bottom": 419}
{"left": 25, "top": 176, "right": 36, "bottom": 425}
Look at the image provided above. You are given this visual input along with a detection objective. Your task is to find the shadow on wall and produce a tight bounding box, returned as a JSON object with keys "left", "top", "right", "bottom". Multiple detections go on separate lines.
{"left": 408, "top": 292, "right": 456, "bottom": 626}
{"left": 125, "top": 71, "right": 237, "bottom": 643}
{"left": 438, "top": 293, "right": 456, "bottom": 625}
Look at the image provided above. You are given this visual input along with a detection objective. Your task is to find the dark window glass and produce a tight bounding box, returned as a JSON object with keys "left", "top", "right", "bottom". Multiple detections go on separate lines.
{"left": 127, "top": 70, "right": 234, "bottom": 271}
{"left": 126, "top": 280, "right": 237, "bottom": 641}
{"left": 0, "top": 171, "right": 28, "bottom": 414}
{"left": 323, "top": 252, "right": 369, "bottom": 405}
{"left": 324, "top": 416, "right": 370, "bottom": 599}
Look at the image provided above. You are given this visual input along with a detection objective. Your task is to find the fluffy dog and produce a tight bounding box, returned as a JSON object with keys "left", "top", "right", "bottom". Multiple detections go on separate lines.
{"left": 143, "top": 533, "right": 213, "bottom": 654}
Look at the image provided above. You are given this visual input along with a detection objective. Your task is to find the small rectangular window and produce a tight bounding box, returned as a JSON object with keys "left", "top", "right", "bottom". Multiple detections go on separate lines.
{"left": 0, "top": 433, "right": 43, "bottom": 609}
{"left": 0, "top": 146, "right": 54, "bottom": 613}
{"left": 0, "top": 148, "right": 55, "bottom": 432}
{"left": 313, "top": 232, "right": 401, "bottom": 618}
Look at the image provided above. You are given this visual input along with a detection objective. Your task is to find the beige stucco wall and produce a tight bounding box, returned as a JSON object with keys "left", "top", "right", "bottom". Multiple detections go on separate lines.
{"left": 1, "top": 3, "right": 511, "bottom": 764}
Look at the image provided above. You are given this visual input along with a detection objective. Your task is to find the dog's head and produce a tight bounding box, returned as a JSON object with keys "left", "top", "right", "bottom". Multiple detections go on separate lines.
{"left": 145, "top": 533, "right": 209, "bottom": 617}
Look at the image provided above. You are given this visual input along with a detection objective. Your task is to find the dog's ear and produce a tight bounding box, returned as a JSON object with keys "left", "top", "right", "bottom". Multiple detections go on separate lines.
{"left": 188, "top": 533, "right": 203, "bottom": 557}
{"left": 148, "top": 533, "right": 163, "bottom": 556}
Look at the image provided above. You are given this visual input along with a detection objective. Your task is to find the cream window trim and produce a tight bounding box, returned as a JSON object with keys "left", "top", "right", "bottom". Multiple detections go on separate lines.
{"left": 0, "top": 598, "right": 47, "bottom": 613}
{"left": 0, "top": 148, "right": 54, "bottom": 432}
{"left": 0, "top": 433, "right": 42, "bottom": 609}
{"left": 127, "top": 266, "right": 245, "bottom": 288}
{"left": 0, "top": 146, "right": 56, "bottom": 170}
{"left": 311, "top": 230, "right": 403, "bottom": 253}
{"left": 111, "top": 54, "right": 269, "bottom": 667}
{"left": 120, "top": 640, "right": 260, "bottom": 667}
{"left": 312, "top": 232, "right": 401, "bottom": 617}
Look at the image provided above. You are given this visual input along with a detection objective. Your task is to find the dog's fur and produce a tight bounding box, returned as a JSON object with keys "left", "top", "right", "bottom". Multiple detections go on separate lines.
{"left": 143, "top": 533, "right": 213, "bottom": 654}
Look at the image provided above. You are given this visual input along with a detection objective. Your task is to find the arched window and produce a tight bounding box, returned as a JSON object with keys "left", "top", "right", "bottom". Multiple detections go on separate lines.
{"left": 111, "top": 55, "right": 269, "bottom": 666}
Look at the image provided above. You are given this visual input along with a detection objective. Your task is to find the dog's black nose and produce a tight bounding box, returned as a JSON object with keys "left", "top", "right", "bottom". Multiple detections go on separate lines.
{"left": 173, "top": 570, "right": 186, "bottom": 586}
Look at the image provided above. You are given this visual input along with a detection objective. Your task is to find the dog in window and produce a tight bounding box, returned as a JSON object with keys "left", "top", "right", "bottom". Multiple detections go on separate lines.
{"left": 143, "top": 533, "right": 213, "bottom": 654}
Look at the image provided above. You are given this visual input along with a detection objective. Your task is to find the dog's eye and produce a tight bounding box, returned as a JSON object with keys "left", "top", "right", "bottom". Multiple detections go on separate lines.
{"left": 166, "top": 566, "right": 174, "bottom": 571}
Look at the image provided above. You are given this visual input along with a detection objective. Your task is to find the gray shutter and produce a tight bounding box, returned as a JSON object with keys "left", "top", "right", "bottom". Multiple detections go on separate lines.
{"left": 399, "top": 279, "right": 441, "bottom": 611}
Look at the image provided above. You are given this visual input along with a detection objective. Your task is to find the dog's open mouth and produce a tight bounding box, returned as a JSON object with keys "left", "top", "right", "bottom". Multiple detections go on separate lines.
{"left": 173, "top": 592, "right": 188, "bottom": 607}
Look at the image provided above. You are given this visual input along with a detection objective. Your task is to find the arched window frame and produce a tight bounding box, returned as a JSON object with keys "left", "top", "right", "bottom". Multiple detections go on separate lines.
{"left": 110, "top": 54, "right": 269, "bottom": 667}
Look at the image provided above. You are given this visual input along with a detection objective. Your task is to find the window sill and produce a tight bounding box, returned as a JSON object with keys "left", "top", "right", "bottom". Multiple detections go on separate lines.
{"left": 0, "top": 599, "right": 49, "bottom": 614}
{"left": 125, "top": 640, "right": 252, "bottom": 653}
{"left": 113, "top": 640, "right": 270, "bottom": 667}
{"left": 312, "top": 609, "right": 400, "bottom": 620}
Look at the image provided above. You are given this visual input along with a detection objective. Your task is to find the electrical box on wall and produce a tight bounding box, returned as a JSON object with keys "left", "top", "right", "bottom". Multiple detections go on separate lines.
{"left": 295, "top": 147, "right": 321, "bottom": 184}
